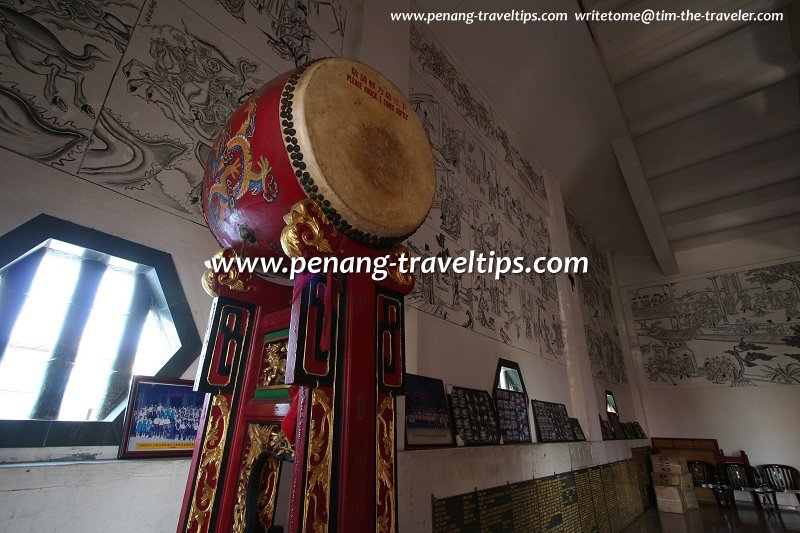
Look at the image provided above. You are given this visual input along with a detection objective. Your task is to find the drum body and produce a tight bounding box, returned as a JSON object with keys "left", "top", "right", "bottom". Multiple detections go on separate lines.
{"left": 202, "top": 58, "right": 435, "bottom": 259}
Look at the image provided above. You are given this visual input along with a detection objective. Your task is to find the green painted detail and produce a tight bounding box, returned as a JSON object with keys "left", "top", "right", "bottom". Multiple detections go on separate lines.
{"left": 255, "top": 387, "right": 291, "bottom": 400}
{"left": 264, "top": 328, "right": 289, "bottom": 343}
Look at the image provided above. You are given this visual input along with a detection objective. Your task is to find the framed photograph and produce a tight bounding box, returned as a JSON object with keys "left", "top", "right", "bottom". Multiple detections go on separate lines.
{"left": 119, "top": 376, "right": 207, "bottom": 459}
{"left": 608, "top": 411, "right": 625, "bottom": 440}
{"left": 494, "top": 388, "right": 531, "bottom": 444}
{"left": 532, "top": 400, "right": 573, "bottom": 443}
{"left": 599, "top": 416, "right": 613, "bottom": 440}
{"left": 568, "top": 418, "right": 585, "bottom": 441}
{"left": 621, "top": 422, "right": 635, "bottom": 439}
{"left": 449, "top": 386, "right": 500, "bottom": 446}
{"left": 404, "top": 374, "right": 455, "bottom": 448}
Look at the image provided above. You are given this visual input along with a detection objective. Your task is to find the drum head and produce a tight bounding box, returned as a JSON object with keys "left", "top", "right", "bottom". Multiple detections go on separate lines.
{"left": 291, "top": 58, "right": 435, "bottom": 240}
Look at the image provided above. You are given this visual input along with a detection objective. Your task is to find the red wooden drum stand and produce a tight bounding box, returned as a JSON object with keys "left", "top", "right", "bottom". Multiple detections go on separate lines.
{"left": 177, "top": 58, "right": 434, "bottom": 533}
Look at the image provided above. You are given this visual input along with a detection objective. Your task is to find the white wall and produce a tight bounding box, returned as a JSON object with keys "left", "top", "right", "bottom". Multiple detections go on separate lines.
{"left": 0, "top": 459, "right": 190, "bottom": 533}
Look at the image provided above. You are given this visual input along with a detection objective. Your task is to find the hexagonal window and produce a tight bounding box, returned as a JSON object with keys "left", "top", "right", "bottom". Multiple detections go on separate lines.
{"left": 0, "top": 215, "right": 200, "bottom": 449}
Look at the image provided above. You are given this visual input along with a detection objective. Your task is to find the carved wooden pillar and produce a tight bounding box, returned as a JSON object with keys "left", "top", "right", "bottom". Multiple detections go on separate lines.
{"left": 281, "top": 200, "right": 413, "bottom": 532}
{"left": 178, "top": 250, "right": 296, "bottom": 533}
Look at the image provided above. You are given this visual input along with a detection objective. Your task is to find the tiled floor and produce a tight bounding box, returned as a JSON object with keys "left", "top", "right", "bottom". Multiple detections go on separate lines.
{"left": 624, "top": 505, "right": 800, "bottom": 532}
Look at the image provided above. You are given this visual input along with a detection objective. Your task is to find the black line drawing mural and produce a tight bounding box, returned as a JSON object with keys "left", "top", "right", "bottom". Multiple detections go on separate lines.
{"left": 0, "top": 0, "right": 138, "bottom": 169}
{"left": 81, "top": 2, "right": 267, "bottom": 218}
{"left": 80, "top": 108, "right": 188, "bottom": 188}
{"left": 258, "top": 0, "right": 313, "bottom": 66}
{"left": 567, "top": 209, "right": 628, "bottom": 384}
{"left": 411, "top": 24, "right": 547, "bottom": 202}
{"left": 406, "top": 26, "right": 563, "bottom": 361}
{"left": 208, "top": 0, "right": 347, "bottom": 64}
{"left": 0, "top": 82, "right": 86, "bottom": 162}
{"left": 0, "top": 4, "right": 104, "bottom": 118}
{"left": 630, "top": 259, "right": 800, "bottom": 387}
{"left": 410, "top": 90, "right": 469, "bottom": 244}
{"left": 7, "top": 0, "right": 136, "bottom": 52}
{"left": 120, "top": 24, "right": 259, "bottom": 166}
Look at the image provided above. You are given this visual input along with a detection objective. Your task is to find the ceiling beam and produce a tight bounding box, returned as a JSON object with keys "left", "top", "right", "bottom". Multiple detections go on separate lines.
{"left": 618, "top": 20, "right": 800, "bottom": 136}
{"left": 635, "top": 79, "right": 800, "bottom": 178}
{"left": 612, "top": 135, "right": 679, "bottom": 275}
{"left": 660, "top": 177, "right": 800, "bottom": 226}
{"left": 671, "top": 213, "right": 800, "bottom": 251}
{"left": 649, "top": 130, "right": 800, "bottom": 213}
{"left": 592, "top": 0, "right": 793, "bottom": 83}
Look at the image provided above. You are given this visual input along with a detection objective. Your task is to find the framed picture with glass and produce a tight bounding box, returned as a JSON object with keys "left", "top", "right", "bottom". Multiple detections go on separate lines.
{"left": 119, "top": 376, "right": 207, "bottom": 458}
{"left": 493, "top": 358, "right": 531, "bottom": 444}
{"left": 404, "top": 373, "right": 455, "bottom": 448}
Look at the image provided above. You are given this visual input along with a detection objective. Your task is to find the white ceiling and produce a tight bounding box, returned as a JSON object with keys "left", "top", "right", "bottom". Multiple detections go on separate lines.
{"left": 412, "top": 0, "right": 800, "bottom": 273}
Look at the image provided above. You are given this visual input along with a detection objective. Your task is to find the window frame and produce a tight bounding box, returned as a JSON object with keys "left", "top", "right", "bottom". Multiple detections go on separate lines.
{"left": 0, "top": 214, "right": 201, "bottom": 449}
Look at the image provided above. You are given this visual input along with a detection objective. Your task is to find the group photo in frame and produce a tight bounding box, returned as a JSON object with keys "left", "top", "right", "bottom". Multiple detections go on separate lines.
{"left": 119, "top": 376, "right": 207, "bottom": 459}
{"left": 404, "top": 373, "right": 455, "bottom": 448}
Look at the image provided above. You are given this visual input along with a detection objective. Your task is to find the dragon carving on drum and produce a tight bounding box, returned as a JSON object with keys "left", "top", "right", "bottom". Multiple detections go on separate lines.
{"left": 206, "top": 100, "right": 279, "bottom": 231}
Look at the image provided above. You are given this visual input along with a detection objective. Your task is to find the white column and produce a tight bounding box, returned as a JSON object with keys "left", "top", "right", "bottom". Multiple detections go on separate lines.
{"left": 545, "top": 170, "right": 603, "bottom": 441}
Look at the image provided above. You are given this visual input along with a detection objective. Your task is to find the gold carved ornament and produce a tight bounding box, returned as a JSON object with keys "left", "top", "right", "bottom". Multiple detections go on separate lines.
{"left": 376, "top": 395, "right": 396, "bottom": 533}
{"left": 303, "top": 388, "right": 333, "bottom": 533}
{"left": 387, "top": 244, "right": 413, "bottom": 286}
{"left": 232, "top": 424, "right": 294, "bottom": 533}
{"left": 260, "top": 339, "right": 288, "bottom": 387}
{"left": 202, "top": 249, "right": 256, "bottom": 297}
{"left": 186, "top": 394, "right": 231, "bottom": 533}
{"left": 280, "top": 200, "right": 337, "bottom": 259}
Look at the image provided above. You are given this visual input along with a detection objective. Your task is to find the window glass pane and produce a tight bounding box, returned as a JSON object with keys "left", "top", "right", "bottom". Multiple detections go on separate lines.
{"left": 132, "top": 309, "right": 177, "bottom": 377}
{"left": 58, "top": 267, "right": 134, "bottom": 421}
{"left": 606, "top": 392, "right": 617, "bottom": 415}
{"left": 0, "top": 242, "right": 182, "bottom": 422}
{"left": 0, "top": 251, "right": 79, "bottom": 419}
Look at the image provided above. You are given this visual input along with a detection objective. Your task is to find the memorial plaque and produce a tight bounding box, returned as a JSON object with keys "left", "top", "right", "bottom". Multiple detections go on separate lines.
{"left": 479, "top": 485, "right": 514, "bottom": 532}
{"left": 495, "top": 389, "right": 532, "bottom": 444}
{"left": 449, "top": 386, "right": 500, "bottom": 445}
{"left": 430, "top": 459, "right": 650, "bottom": 533}
{"left": 574, "top": 469, "right": 597, "bottom": 532}
{"left": 559, "top": 472, "right": 581, "bottom": 531}
{"left": 602, "top": 464, "right": 622, "bottom": 531}
{"left": 589, "top": 467, "right": 611, "bottom": 533}
{"left": 535, "top": 475, "right": 564, "bottom": 531}
{"left": 511, "top": 480, "right": 539, "bottom": 532}
{"left": 432, "top": 492, "right": 479, "bottom": 532}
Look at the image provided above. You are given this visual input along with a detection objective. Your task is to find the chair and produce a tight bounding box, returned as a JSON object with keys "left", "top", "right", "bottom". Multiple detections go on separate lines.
{"left": 759, "top": 464, "right": 800, "bottom": 507}
{"left": 720, "top": 462, "right": 778, "bottom": 512}
{"left": 688, "top": 460, "right": 735, "bottom": 506}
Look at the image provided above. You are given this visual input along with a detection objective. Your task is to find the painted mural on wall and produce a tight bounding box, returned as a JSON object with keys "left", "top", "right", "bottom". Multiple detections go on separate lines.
{"left": 566, "top": 209, "right": 628, "bottom": 385}
{"left": 410, "top": 24, "right": 547, "bottom": 204}
{"left": 629, "top": 259, "right": 800, "bottom": 388}
{"left": 0, "top": 0, "right": 143, "bottom": 172}
{"left": 0, "top": 0, "right": 350, "bottom": 222}
{"left": 407, "top": 25, "right": 564, "bottom": 361}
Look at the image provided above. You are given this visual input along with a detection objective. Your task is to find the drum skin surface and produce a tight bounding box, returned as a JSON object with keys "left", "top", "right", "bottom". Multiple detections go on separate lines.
{"left": 202, "top": 58, "right": 435, "bottom": 259}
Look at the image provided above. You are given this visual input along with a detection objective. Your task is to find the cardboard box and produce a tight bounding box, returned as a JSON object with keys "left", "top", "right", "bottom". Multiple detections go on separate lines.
{"left": 651, "top": 454, "right": 689, "bottom": 474}
{"left": 652, "top": 471, "right": 694, "bottom": 491}
{"left": 655, "top": 485, "right": 698, "bottom": 514}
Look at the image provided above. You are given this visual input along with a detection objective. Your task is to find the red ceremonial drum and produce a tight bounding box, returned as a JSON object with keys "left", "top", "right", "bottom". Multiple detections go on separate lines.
{"left": 202, "top": 58, "right": 435, "bottom": 258}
